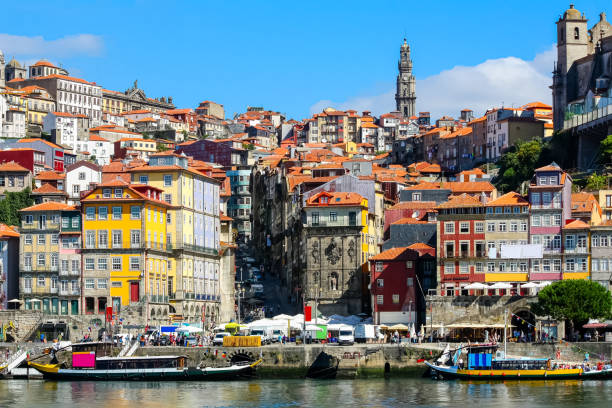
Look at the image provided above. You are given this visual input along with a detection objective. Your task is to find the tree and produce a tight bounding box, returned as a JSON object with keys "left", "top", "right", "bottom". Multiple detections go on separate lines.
{"left": 585, "top": 173, "right": 607, "bottom": 191}
{"left": 0, "top": 188, "right": 34, "bottom": 226}
{"left": 242, "top": 143, "right": 255, "bottom": 150}
{"left": 532, "top": 280, "right": 612, "bottom": 335}
{"left": 495, "top": 140, "right": 542, "bottom": 193}
{"left": 600, "top": 134, "right": 612, "bottom": 165}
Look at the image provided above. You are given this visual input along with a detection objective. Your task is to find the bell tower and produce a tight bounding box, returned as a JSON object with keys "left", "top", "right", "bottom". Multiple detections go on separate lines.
{"left": 0, "top": 50, "right": 5, "bottom": 89}
{"left": 395, "top": 39, "right": 416, "bottom": 118}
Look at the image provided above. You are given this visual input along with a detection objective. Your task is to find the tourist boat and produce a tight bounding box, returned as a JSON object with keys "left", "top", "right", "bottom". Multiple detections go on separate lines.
{"left": 28, "top": 341, "right": 261, "bottom": 381}
{"left": 425, "top": 343, "right": 612, "bottom": 380}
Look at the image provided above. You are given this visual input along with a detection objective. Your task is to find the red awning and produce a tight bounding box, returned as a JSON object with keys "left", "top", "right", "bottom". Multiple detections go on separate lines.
{"left": 583, "top": 323, "right": 611, "bottom": 329}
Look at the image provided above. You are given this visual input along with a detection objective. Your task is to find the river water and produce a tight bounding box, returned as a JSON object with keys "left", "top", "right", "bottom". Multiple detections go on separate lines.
{"left": 1, "top": 378, "right": 611, "bottom": 407}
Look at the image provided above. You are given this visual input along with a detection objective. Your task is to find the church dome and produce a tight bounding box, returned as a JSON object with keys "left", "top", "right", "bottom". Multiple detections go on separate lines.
{"left": 8, "top": 58, "right": 21, "bottom": 68}
{"left": 564, "top": 4, "right": 582, "bottom": 20}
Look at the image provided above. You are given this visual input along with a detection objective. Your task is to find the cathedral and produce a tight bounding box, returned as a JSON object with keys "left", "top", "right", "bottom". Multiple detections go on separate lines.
{"left": 395, "top": 39, "right": 416, "bottom": 118}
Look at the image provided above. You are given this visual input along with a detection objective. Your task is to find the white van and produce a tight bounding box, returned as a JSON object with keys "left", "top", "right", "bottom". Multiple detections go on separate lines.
{"left": 338, "top": 325, "right": 355, "bottom": 345}
{"left": 249, "top": 328, "right": 271, "bottom": 345}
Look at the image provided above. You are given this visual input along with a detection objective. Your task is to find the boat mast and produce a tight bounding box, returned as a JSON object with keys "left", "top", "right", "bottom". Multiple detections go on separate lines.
{"left": 504, "top": 308, "right": 507, "bottom": 358}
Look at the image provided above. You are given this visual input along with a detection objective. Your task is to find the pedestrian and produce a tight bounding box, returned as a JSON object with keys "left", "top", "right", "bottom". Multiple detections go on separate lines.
{"left": 584, "top": 352, "right": 590, "bottom": 363}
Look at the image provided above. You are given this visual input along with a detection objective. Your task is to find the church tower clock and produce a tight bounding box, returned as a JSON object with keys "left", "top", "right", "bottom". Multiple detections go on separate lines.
{"left": 395, "top": 39, "right": 416, "bottom": 118}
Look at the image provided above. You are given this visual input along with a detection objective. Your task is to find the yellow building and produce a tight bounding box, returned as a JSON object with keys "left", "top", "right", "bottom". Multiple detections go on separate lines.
{"left": 129, "top": 152, "right": 223, "bottom": 324}
{"left": 562, "top": 220, "right": 590, "bottom": 280}
{"left": 81, "top": 180, "right": 171, "bottom": 321}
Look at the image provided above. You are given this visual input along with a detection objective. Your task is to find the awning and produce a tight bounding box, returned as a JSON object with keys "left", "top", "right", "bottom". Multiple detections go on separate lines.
{"left": 583, "top": 323, "right": 612, "bottom": 329}
{"left": 446, "top": 322, "right": 514, "bottom": 329}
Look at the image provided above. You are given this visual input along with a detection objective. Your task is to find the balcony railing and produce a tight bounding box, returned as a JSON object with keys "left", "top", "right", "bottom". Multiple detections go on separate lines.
{"left": 563, "top": 104, "right": 612, "bottom": 130}
{"left": 167, "top": 243, "right": 218, "bottom": 256}
{"left": 59, "top": 289, "right": 80, "bottom": 296}
{"left": 564, "top": 247, "right": 588, "bottom": 254}
{"left": 530, "top": 203, "right": 562, "bottom": 209}
{"left": 23, "top": 287, "right": 32, "bottom": 294}
{"left": 59, "top": 269, "right": 80, "bottom": 276}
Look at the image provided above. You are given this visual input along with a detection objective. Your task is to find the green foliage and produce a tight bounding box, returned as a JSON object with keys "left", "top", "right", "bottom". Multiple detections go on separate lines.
{"left": 0, "top": 188, "right": 34, "bottom": 226}
{"left": 600, "top": 134, "right": 612, "bottom": 165}
{"left": 495, "top": 140, "right": 542, "bottom": 192}
{"left": 243, "top": 143, "right": 255, "bottom": 151}
{"left": 156, "top": 144, "right": 169, "bottom": 152}
{"left": 532, "top": 280, "right": 612, "bottom": 328}
{"left": 585, "top": 173, "right": 607, "bottom": 191}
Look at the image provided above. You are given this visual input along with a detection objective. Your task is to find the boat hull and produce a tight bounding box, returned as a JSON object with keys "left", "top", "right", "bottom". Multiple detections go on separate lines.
{"left": 29, "top": 361, "right": 260, "bottom": 381}
{"left": 425, "top": 361, "right": 612, "bottom": 381}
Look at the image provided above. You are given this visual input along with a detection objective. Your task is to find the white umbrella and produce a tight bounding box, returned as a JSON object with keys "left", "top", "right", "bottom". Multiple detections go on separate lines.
{"left": 521, "top": 282, "right": 538, "bottom": 288}
{"left": 305, "top": 324, "right": 323, "bottom": 331}
{"left": 464, "top": 282, "right": 488, "bottom": 289}
{"left": 7, "top": 299, "right": 22, "bottom": 303}
{"left": 30, "top": 298, "right": 42, "bottom": 302}
{"left": 537, "top": 281, "right": 552, "bottom": 288}
{"left": 489, "top": 282, "right": 513, "bottom": 289}
{"left": 176, "top": 326, "right": 203, "bottom": 334}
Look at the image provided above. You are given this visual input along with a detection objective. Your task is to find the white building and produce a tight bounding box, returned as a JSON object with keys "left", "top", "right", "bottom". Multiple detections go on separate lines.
{"left": 75, "top": 134, "right": 114, "bottom": 165}
{"left": 65, "top": 161, "right": 101, "bottom": 204}
{"left": 1, "top": 108, "right": 26, "bottom": 139}
{"left": 43, "top": 112, "right": 79, "bottom": 146}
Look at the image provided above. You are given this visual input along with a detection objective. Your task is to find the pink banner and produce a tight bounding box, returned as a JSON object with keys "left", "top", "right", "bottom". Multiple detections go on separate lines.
{"left": 72, "top": 352, "right": 96, "bottom": 368}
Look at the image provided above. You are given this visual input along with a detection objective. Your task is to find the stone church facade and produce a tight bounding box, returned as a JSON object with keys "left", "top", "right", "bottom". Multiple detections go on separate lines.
{"left": 305, "top": 227, "right": 364, "bottom": 316}
{"left": 395, "top": 39, "right": 416, "bottom": 118}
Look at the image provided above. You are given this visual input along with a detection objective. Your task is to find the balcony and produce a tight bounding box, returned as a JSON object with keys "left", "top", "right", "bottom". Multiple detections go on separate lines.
{"left": 59, "top": 269, "right": 81, "bottom": 277}
{"left": 530, "top": 203, "right": 562, "bottom": 209}
{"left": 563, "top": 103, "right": 612, "bottom": 130}
{"left": 23, "top": 287, "right": 32, "bottom": 294}
{"left": 59, "top": 289, "right": 80, "bottom": 296}
{"left": 563, "top": 247, "right": 588, "bottom": 254}
{"left": 167, "top": 243, "right": 218, "bottom": 256}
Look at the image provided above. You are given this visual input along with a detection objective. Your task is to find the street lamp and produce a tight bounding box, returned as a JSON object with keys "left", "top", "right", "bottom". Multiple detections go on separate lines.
{"left": 235, "top": 284, "right": 245, "bottom": 324}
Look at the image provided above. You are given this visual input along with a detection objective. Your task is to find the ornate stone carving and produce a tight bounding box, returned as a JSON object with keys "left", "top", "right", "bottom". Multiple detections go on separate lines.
{"left": 311, "top": 241, "right": 320, "bottom": 264}
{"left": 325, "top": 239, "right": 342, "bottom": 265}
{"left": 347, "top": 239, "right": 356, "bottom": 262}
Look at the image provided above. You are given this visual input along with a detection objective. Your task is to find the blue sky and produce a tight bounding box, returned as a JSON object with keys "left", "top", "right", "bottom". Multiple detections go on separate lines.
{"left": 1, "top": 1, "right": 610, "bottom": 120}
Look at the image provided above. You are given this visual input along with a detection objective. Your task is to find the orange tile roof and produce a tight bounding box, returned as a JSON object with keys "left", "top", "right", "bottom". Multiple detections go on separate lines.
{"left": 0, "top": 161, "right": 30, "bottom": 172}
{"left": 535, "top": 163, "right": 562, "bottom": 172}
{"left": 120, "top": 109, "right": 153, "bottom": 116}
{"left": 0, "top": 223, "right": 20, "bottom": 238}
{"left": 563, "top": 219, "right": 590, "bottom": 229}
{"left": 391, "top": 218, "right": 429, "bottom": 225}
{"left": 306, "top": 191, "right": 365, "bottom": 207}
{"left": 30, "top": 73, "right": 97, "bottom": 85}
{"left": 18, "top": 138, "right": 63, "bottom": 150}
{"left": 407, "top": 242, "right": 434, "bottom": 250}
{"left": 486, "top": 191, "right": 528, "bottom": 206}
{"left": 32, "top": 183, "right": 65, "bottom": 194}
{"left": 369, "top": 247, "right": 417, "bottom": 261}
{"left": 521, "top": 101, "right": 552, "bottom": 110}
{"left": 449, "top": 181, "right": 495, "bottom": 193}
{"left": 32, "top": 60, "right": 59, "bottom": 68}
{"left": 20, "top": 202, "right": 75, "bottom": 212}
{"left": 89, "top": 134, "right": 109, "bottom": 142}
{"left": 90, "top": 126, "right": 140, "bottom": 135}
{"left": 388, "top": 201, "right": 437, "bottom": 210}
{"left": 437, "top": 193, "right": 483, "bottom": 208}
{"left": 35, "top": 170, "right": 65, "bottom": 180}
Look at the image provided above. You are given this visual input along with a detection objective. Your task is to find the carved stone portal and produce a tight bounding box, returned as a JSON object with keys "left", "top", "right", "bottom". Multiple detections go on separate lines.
{"left": 325, "top": 239, "right": 342, "bottom": 265}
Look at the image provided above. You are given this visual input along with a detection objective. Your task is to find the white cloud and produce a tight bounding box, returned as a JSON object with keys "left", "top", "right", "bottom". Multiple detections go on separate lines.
{"left": 0, "top": 34, "right": 104, "bottom": 59}
{"left": 310, "top": 45, "right": 556, "bottom": 120}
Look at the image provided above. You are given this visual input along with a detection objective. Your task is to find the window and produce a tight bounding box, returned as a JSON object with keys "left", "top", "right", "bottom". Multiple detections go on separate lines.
{"left": 37, "top": 234, "right": 46, "bottom": 245}
{"left": 103, "top": 188, "right": 111, "bottom": 198}
{"left": 553, "top": 259, "right": 562, "bottom": 272}
{"left": 499, "top": 262, "right": 506, "bottom": 272}
{"left": 406, "top": 277, "right": 413, "bottom": 287}
{"left": 112, "top": 207, "right": 121, "bottom": 220}
{"left": 445, "top": 242, "right": 455, "bottom": 258}
{"left": 565, "top": 258, "right": 575, "bottom": 271}
{"left": 85, "top": 279, "right": 95, "bottom": 289}
{"left": 509, "top": 262, "right": 517, "bottom": 272}
{"left": 376, "top": 278, "right": 384, "bottom": 287}
{"left": 98, "top": 207, "right": 108, "bottom": 220}
{"left": 487, "top": 262, "right": 495, "bottom": 272}
{"left": 375, "top": 262, "right": 383, "bottom": 272}
{"left": 139, "top": 175, "right": 149, "bottom": 184}
{"left": 412, "top": 192, "right": 421, "bottom": 201}
{"left": 444, "top": 222, "right": 455, "bottom": 234}
{"left": 36, "top": 253, "right": 45, "bottom": 266}
{"left": 112, "top": 257, "right": 122, "bottom": 271}
{"left": 498, "top": 222, "right": 506, "bottom": 232}
{"left": 130, "top": 206, "right": 141, "bottom": 219}
{"left": 112, "top": 231, "right": 122, "bottom": 248}
{"left": 97, "top": 279, "right": 107, "bottom": 289}
{"left": 592, "top": 235, "right": 599, "bottom": 247}
{"left": 62, "top": 217, "right": 69, "bottom": 228}
{"left": 114, "top": 188, "right": 123, "bottom": 198}
{"left": 565, "top": 235, "right": 575, "bottom": 249}
{"left": 520, "top": 222, "right": 527, "bottom": 232}
{"left": 330, "top": 212, "right": 337, "bottom": 222}
{"left": 38, "top": 276, "right": 46, "bottom": 287}
{"left": 24, "top": 215, "right": 33, "bottom": 225}
{"left": 532, "top": 215, "right": 540, "bottom": 227}
{"left": 131, "top": 230, "right": 141, "bottom": 247}
{"left": 475, "top": 262, "right": 483, "bottom": 273}
{"left": 86, "top": 231, "right": 95, "bottom": 248}
{"left": 538, "top": 177, "right": 547, "bottom": 186}
{"left": 98, "top": 258, "right": 107, "bottom": 270}
{"left": 129, "top": 257, "right": 140, "bottom": 270}
{"left": 164, "top": 175, "right": 172, "bottom": 186}
{"left": 85, "top": 258, "right": 95, "bottom": 270}
{"left": 312, "top": 212, "right": 319, "bottom": 226}
{"left": 574, "top": 27, "right": 579, "bottom": 40}
{"left": 510, "top": 222, "right": 518, "bottom": 232}
{"left": 487, "top": 222, "right": 495, "bottom": 232}
{"left": 553, "top": 214, "right": 561, "bottom": 226}
{"left": 475, "top": 222, "right": 484, "bottom": 233}
{"left": 531, "top": 193, "right": 541, "bottom": 205}
{"left": 166, "top": 213, "right": 172, "bottom": 224}
{"left": 376, "top": 295, "right": 384, "bottom": 305}
{"left": 72, "top": 185, "right": 80, "bottom": 195}
{"left": 24, "top": 234, "right": 32, "bottom": 245}
{"left": 72, "top": 217, "right": 79, "bottom": 228}
{"left": 164, "top": 194, "right": 172, "bottom": 204}
{"left": 459, "top": 222, "right": 469, "bottom": 233}
{"left": 86, "top": 207, "right": 95, "bottom": 220}
{"left": 444, "top": 262, "right": 454, "bottom": 274}
{"left": 392, "top": 294, "right": 400, "bottom": 304}
{"left": 459, "top": 262, "right": 469, "bottom": 274}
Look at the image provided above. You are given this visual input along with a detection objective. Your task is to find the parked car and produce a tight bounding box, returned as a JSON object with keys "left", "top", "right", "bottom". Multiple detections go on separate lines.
{"left": 213, "top": 332, "right": 231, "bottom": 346}
{"left": 338, "top": 326, "right": 355, "bottom": 345}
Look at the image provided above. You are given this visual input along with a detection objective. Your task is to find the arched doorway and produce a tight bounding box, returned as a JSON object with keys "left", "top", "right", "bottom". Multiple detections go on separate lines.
{"left": 511, "top": 309, "right": 535, "bottom": 342}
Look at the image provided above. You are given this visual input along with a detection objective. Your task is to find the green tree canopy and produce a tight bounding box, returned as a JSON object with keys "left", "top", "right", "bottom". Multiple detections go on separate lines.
{"left": 532, "top": 280, "right": 612, "bottom": 330}
{"left": 600, "top": 134, "right": 612, "bottom": 164}
{"left": 585, "top": 173, "right": 607, "bottom": 191}
{"left": 0, "top": 188, "right": 34, "bottom": 226}
{"left": 495, "top": 140, "right": 542, "bottom": 193}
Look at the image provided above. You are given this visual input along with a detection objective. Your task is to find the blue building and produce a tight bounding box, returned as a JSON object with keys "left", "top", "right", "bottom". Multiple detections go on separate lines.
{"left": 226, "top": 167, "right": 252, "bottom": 242}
